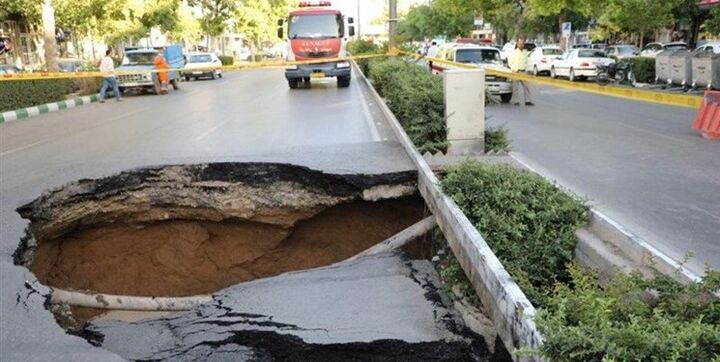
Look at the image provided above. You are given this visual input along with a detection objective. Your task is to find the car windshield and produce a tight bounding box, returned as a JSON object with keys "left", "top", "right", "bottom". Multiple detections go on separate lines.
{"left": 456, "top": 49, "right": 502, "bottom": 65}
{"left": 124, "top": 52, "right": 156, "bottom": 65}
{"left": 617, "top": 46, "right": 636, "bottom": 55}
{"left": 189, "top": 54, "right": 212, "bottom": 63}
{"left": 543, "top": 48, "right": 562, "bottom": 55}
{"left": 289, "top": 14, "right": 341, "bottom": 39}
{"left": 665, "top": 44, "right": 687, "bottom": 50}
{"left": 578, "top": 50, "right": 607, "bottom": 58}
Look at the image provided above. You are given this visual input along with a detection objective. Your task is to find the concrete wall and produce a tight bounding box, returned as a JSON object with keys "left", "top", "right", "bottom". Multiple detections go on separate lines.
{"left": 444, "top": 69, "right": 485, "bottom": 155}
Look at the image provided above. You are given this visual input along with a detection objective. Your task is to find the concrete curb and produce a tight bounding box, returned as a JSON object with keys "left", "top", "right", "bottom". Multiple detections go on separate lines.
{"left": 510, "top": 152, "right": 703, "bottom": 284}
{"left": 0, "top": 94, "right": 99, "bottom": 124}
{"left": 354, "top": 62, "right": 543, "bottom": 361}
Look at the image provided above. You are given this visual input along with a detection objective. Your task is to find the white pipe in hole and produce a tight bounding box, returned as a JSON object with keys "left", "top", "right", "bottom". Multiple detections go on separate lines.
{"left": 50, "top": 288, "right": 213, "bottom": 311}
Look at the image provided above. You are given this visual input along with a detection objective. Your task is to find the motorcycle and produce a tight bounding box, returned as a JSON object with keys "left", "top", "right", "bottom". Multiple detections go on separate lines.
{"left": 596, "top": 61, "right": 633, "bottom": 86}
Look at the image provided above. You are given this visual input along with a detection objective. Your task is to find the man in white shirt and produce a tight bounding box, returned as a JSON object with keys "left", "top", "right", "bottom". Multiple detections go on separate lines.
{"left": 426, "top": 41, "right": 438, "bottom": 71}
{"left": 98, "top": 48, "right": 122, "bottom": 103}
{"left": 508, "top": 38, "right": 533, "bottom": 106}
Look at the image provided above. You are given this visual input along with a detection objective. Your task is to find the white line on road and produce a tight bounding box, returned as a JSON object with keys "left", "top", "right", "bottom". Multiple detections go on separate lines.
{"left": 352, "top": 70, "right": 381, "bottom": 142}
{"left": 195, "top": 120, "right": 230, "bottom": 141}
{"left": 0, "top": 106, "right": 150, "bottom": 158}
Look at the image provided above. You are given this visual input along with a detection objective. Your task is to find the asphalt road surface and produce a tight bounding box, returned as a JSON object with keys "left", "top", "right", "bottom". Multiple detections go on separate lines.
{"left": 0, "top": 69, "right": 426, "bottom": 360}
{"left": 488, "top": 85, "right": 720, "bottom": 276}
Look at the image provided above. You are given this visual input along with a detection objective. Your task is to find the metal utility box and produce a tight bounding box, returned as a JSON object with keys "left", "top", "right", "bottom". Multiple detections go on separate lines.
{"left": 655, "top": 50, "right": 679, "bottom": 84}
{"left": 692, "top": 51, "right": 720, "bottom": 90}
{"left": 669, "top": 50, "right": 693, "bottom": 86}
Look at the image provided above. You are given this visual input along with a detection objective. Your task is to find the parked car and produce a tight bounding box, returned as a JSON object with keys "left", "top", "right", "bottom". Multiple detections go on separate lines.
{"left": 182, "top": 52, "right": 223, "bottom": 80}
{"left": 550, "top": 49, "right": 615, "bottom": 81}
{"left": 237, "top": 47, "right": 252, "bottom": 61}
{"left": 573, "top": 43, "right": 606, "bottom": 50}
{"left": 0, "top": 64, "right": 21, "bottom": 74}
{"left": 638, "top": 42, "right": 688, "bottom": 58}
{"left": 57, "top": 58, "right": 85, "bottom": 72}
{"left": 605, "top": 45, "right": 639, "bottom": 59}
{"left": 433, "top": 43, "right": 514, "bottom": 103}
{"left": 527, "top": 46, "right": 563, "bottom": 76}
{"left": 500, "top": 41, "right": 536, "bottom": 63}
{"left": 117, "top": 45, "right": 185, "bottom": 95}
{"left": 694, "top": 41, "right": 720, "bottom": 54}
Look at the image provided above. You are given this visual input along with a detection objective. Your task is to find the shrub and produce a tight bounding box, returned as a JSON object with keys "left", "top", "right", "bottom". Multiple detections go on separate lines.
{"left": 368, "top": 57, "right": 447, "bottom": 154}
{"left": 218, "top": 55, "right": 234, "bottom": 66}
{"left": 485, "top": 126, "right": 511, "bottom": 152}
{"left": 0, "top": 79, "right": 73, "bottom": 112}
{"left": 533, "top": 265, "right": 720, "bottom": 362}
{"left": 348, "top": 39, "right": 386, "bottom": 75}
{"left": 626, "top": 56, "right": 655, "bottom": 84}
{"left": 440, "top": 161, "right": 588, "bottom": 306}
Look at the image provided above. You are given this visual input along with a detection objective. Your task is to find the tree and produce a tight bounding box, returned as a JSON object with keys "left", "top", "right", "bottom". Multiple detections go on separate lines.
{"left": 188, "top": 0, "right": 237, "bottom": 47}
{"left": 597, "top": 0, "right": 681, "bottom": 46}
{"left": 234, "top": 0, "right": 288, "bottom": 59}
{"left": 42, "top": 0, "right": 59, "bottom": 72}
{"left": 704, "top": 5, "right": 720, "bottom": 36}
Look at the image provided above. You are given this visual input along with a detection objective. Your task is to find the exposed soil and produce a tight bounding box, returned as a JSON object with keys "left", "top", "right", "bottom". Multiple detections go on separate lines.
{"left": 31, "top": 197, "right": 426, "bottom": 297}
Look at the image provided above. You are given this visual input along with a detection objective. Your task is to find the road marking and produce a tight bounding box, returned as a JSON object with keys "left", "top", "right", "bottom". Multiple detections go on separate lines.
{"left": 352, "top": 71, "right": 381, "bottom": 142}
{"left": 195, "top": 120, "right": 230, "bottom": 141}
{"left": 0, "top": 106, "right": 150, "bottom": 158}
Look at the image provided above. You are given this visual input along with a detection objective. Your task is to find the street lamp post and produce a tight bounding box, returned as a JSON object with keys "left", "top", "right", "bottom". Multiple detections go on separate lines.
{"left": 389, "top": 0, "right": 397, "bottom": 49}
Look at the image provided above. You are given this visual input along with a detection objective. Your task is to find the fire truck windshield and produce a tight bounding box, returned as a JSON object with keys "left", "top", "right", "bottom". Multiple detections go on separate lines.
{"left": 289, "top": 14, "right": 342, "bottom": 39}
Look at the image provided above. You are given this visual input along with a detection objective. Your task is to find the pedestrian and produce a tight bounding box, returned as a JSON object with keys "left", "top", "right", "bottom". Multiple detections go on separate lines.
{"left": 509, "top": 38, "right": 533, "bottom": 106}
{"left": 154, "top": 51, "right": 170, "bottom": 94}
{"left": 98, "top": 48, "right": 122, "bottom": 103}
{"left": 427, "top": 41, "right": 438, "bottom": 72}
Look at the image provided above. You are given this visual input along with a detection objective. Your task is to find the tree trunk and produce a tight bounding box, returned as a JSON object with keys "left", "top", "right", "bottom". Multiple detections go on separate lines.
{"left": 41, "top": 0, "right": 59, "bottom": 72}
{"left": 639, "top": 31, "right": 644, "bottom": 48}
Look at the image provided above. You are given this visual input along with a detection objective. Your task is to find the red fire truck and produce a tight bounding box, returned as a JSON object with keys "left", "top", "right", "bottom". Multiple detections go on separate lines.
{"left": 277, "top": 1, "right": 355, "bottom": 89}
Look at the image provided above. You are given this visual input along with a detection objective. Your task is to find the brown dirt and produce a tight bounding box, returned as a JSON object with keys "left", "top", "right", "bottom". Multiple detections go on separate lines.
{"left": 31, "top": 197, "right": 426, "bottom": 297}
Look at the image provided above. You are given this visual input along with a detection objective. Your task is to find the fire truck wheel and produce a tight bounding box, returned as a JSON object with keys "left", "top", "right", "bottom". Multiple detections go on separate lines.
{"left": 337, "top": 76, "right": 350, "bottom": 88}
{"left": 288, "top": 79, "right": 299, "bottom": 89}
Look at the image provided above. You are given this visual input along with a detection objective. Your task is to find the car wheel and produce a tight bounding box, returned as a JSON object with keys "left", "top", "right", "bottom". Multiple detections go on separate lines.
{"left": 337, "top": 76, "right": 351, "bottom": 88}
{"left": 184, "top": 76, "right": 190, "bottom": 82}
{"left": 218, "top": 72, "right": 222, "bottom": 78}
{"left": 288, "top": 79, "right": 299, "bottom": 89}
{"left": 193, "top": 77, "right": 198, "bottom": 81}
{"left": 569, "top": 68, "right": 576, "bottom": 82}
{"left": 500, "top": 94, "right": 512, "bottom": 103}
{"left": 533, "top": 65, "right": 538, "bottom": 76}
{"left": 550, "top": 67, "right": 557, "bottom": 79}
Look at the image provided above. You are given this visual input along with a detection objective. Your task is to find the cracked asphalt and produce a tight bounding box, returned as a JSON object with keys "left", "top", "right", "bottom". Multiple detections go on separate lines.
{"left": 0, "top": 69, "right": 493, "bottom": 360}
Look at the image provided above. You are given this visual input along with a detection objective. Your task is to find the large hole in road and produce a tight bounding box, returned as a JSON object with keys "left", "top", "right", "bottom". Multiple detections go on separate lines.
{"left": 15, "top": 163, "right": 426, "bottom": 299}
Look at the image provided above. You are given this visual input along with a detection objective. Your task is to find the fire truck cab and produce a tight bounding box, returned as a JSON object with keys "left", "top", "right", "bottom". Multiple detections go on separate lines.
{"left": 277, "top": 1, "right": 355, "bottom": 89}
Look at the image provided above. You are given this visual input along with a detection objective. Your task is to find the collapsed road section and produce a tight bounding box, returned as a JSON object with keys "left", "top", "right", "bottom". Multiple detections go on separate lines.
{"left": 13, "top": 162, "right": 505, "bottom": 361}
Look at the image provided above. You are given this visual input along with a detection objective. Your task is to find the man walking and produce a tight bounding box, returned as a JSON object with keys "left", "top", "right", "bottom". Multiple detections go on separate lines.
{"left": 427, "top": 41, "right": 438, "bottom": 72}
{"left": 98, "top": 48, "right": 121, "bottom": 103}
{"left": 509, "top": 38, "right": 533, "bottom": 106}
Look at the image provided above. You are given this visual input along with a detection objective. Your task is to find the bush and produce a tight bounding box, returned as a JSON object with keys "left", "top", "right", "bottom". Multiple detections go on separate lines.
{"left": 348, "top": 39, "right": 386, "bottom": 75}
{"left": 534, "top": 265, "right": 720, "bottom": 362}
{"left": 218, "top": 55, "right": 234, "bottom": 66}
{"left": 626, "top": 56, "right": 655, "bottom": 84}
{"left": 0, "top": 79, "right": 73, "bottom": 112}
{"left": 440, "top": 161, "right": 588, "bottom": 306}
{"left": 485, "top": 126, "right": 511, "bottom": 152}
{"left": 368, "top": 57, "right": 447, "bottom": 154}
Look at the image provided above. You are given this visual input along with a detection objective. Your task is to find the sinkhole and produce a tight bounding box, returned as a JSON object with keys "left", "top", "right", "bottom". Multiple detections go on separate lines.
{"left": 15, "top": 162, "right": 427, "bottom": 301}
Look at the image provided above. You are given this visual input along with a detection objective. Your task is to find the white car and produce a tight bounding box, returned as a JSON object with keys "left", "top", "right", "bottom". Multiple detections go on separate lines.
{"left": 605, "top": 45, "right": 639, "bottom": 59}
{"left": 694, "top": 41, "right": 720, "bottom": 54}
{"left": 527, "top": 46, "right": 563, "bottom": 76}
{"left": 550, "top": 49, "right": 615, "bottom": 81}
{"left": 638, "top": 42, "right": 688, "bottom": 58}
{"left": 433, "top": 43, "right": 514, "bottom": 103}
{"left": 182, "top": 52, "right": 223, "bottom": 80}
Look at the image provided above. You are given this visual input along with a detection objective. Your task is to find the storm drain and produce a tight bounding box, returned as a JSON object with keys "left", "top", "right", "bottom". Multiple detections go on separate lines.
{"left": 14, "top": 163, "right": 424, "bottom": 306}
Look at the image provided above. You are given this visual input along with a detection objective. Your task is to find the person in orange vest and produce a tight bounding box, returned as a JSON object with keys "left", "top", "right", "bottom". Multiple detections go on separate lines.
{"left": 154, "top": 51, "right": 170, "bottom": 94}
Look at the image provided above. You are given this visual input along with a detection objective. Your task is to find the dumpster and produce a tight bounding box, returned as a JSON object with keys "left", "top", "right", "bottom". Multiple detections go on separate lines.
{"left": 655, "top": 49, "right": 679, "bottom": 84}
{"left": 692, "top": 51, "right": 720, "bottom": 90}
{"left": 669, "top": 50, "right": 693, "bottom": 86}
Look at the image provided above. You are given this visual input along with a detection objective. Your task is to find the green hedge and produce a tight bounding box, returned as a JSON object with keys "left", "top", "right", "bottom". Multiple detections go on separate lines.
{"left": 368, "top": 57, "right": 447, "bottom": 154}
{"left": 0, "top": 79, "right": 73, "bottom": 112}
{"left": 347, "top": 39, "right": 386, "bottom": 75}
{"left": 441, "top": 161, "right": 720, "bottom": 360}
{"left": 626, "top": 56, "right": 655, "bottom": 84}
{"left": 441, "top": 161, "right": 588, "bottom": 306}
{"left": 218, "top": 55, "right": 234, "bottom": 66}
